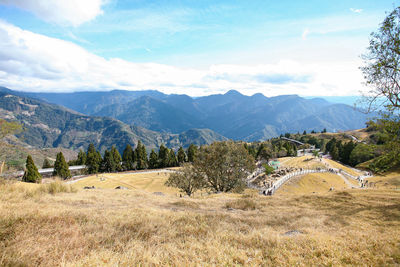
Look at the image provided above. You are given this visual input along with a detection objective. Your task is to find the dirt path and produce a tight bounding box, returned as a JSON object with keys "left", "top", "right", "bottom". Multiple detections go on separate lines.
{"left": 338, "top": 173, "right": 359, "bottom": 189}
{"left": 321, "top": 158, "right": 361, "bottom": 189}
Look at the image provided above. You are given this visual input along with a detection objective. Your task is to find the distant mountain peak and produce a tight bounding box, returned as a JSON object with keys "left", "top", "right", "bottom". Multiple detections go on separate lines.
{"left": 251, "top": 92, "right": 265, "bottom": 97}
{"left": 224, "top": 90, "right": 243, "bottom": 96}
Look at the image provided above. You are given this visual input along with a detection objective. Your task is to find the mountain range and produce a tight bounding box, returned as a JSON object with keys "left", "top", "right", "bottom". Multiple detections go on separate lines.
{"left": 0, "top": 86, "right": 372, "bottom": 153}
{"left": 0, "top": 88, "right": 226, "bottom": 153}
{"left": 21, "top": 88, "right": 371, "bottom": 140}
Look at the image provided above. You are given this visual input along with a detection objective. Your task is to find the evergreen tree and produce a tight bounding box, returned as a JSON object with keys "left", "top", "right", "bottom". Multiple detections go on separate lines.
{"left": 101, "top": 150, "right": 116, "bottom": 172}
{"left": 331, "top": 145, "right": 340, "bottom": 160}
{"left": 111, "top": 145, "right": 122, "bottom": 171}
{"left": 257, "top": 144, "right": 273, "bottom": 160}
{"left": 86, "top": 143, "right": 101, "bottom": 174}
{"left": 77, "top": 149, "right": 87, "bottom": 165}
{"left": 53, "top": 152, "right": 71, "bottom": 179}
{"left": 177, "top": 146, "right": 187, "bottom": 164}
{"left": 135, "top": 141, "right": 148, "bottom": 170}
{"left": 187, "top": 144, "right": 198, "bottom": 163}
{"left": 149, "top": 149, "right": 159, "bottom": 169}
{"left": 168, "top": 149, "right": 178, "bottom": 167}
{"left": 22, "top": 155, "right": 41, "bottom": 183}
{"left": 325, "top": 138, "right": 337, "bottom": 154}
{"left": 340, "top": 141, "right": 356, "bottom": 165}
{"left": 87, "top": 143, "right": 96, "bottom": 154}
{"left": 122, "top": 144, "right": 135, "bottom": 170}
{"left": 245, "top": 144, "right": 257, "bottom": 159}
{"left": 303, "top": 130, "right": 307, "bottom": 135}
{"left": 42, "top": 158, "right": 53, "bottom": 169}
{"left": 158, "top": 144, "right": 169, "bottom": 167}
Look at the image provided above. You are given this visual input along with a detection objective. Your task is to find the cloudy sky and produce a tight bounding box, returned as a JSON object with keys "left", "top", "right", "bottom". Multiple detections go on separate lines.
{"left": 0, "top": 0, "right": 398, "bottom": 96}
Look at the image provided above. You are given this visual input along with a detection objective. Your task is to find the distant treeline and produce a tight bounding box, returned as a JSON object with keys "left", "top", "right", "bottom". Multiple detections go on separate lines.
{"left": 67, "top": 141, "right": 199, "bottom": 174}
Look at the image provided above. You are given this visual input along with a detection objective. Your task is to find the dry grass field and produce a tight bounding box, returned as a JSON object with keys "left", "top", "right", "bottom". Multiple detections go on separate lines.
{"left": 277, "top": 172, "right": 350, "bottom": 195}
{"left": 367, "top": 170, "right": 400, "bottom": 190}
{"left": 72, "top": 171, "right": 179, "bottom": 195}
{"left": 323, "top": 158, "right": 363, "bottom": 177}
{"left": 279, "top": 156, "right": 326, "bottom": 169}
{"left": 1, "top": 178, "right": 399, "bottom": 266}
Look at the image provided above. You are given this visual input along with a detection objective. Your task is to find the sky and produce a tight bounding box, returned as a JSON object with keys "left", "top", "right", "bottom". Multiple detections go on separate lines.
{"left": 0, "top": 0, "right": 398, "bottom": 97}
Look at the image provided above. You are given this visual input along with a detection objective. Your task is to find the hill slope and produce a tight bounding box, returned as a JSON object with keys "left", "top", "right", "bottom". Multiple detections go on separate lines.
{"left": 18, "top": 88, "right": 373, "bottom": 140}
{"left": 0, "top": 92, "right": 227, "bottom": 153}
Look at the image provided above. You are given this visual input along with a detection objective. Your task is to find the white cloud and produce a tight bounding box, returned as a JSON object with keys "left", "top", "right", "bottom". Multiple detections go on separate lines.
{"left": 302, "top": 28, "right": 310, "bottom": 40}
{"left": 0, "top": 0, "right": 106, "bottom": 26}
{"left": 350, "top": 8, "right": 363, "bottom": 14}
{"left": 0, "top": 21, "right": 366, "bottom": 97}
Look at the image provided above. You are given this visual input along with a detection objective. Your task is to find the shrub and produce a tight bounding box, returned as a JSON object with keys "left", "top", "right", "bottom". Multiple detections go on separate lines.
{"left": 40, "top": 180, "right": 77, "bottom": 195}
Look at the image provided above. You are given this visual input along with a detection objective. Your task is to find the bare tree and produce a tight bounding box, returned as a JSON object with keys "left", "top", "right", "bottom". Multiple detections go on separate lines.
{"left": 360, "top": 7, "right": 400, "bottom": 112}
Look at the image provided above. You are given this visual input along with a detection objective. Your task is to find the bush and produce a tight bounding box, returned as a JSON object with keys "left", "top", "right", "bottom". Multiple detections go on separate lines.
{"left": 263, "top": 164, "right": 275, "bottom": 175}
{"left": 40, "top": 180, "right": 77, "bottom": 195}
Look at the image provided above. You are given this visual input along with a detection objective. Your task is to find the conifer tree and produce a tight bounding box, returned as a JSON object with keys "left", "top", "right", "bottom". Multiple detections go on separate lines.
{"left": 187, "top": 144, "right": 198, "bottom": 163}
{"left": 86, "top": 143, "right": 101, "bottom": 174}
{"left": 77, "top": 149, "right": 87, "bottom": 165}
{"left": 122, "top": 144, "right": 134, "bottom": 170}
{"left": 331, "top": 145, "right": 340, "bottom": 160}
{"left": 22, "top": 155, "right": 41, "bottom": 183}
{"left": 42, "top": 158, "right": 53, "bottom": 169}
{"left": 111, "top": 145, "right": 122, "bottom": 171}
{"left": 87, "top": 143, "right": 96, "bottom": 154}
{"left": 101, "top": 150, "right": 115, "bottom": 172}
{"left": 177, "top": 146, "right": 187, "bottom": 164}
{"left": 135, "top": 141, "right": 148, "bottom": 170}
{"left": 53, "top": 152, "right": 71, "bottom": 179}
{"left": 158, "top": 144, "right": 169, "bottom": 167}
{"left": 167, "top": 149, "right": 178, "bottom": 167}
{"left": 149, "top": 149, "right": 159, "bottom": 169}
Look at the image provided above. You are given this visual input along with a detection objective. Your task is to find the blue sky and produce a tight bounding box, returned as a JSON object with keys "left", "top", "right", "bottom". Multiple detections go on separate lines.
{"left": 0, "top": 0, "right": 398, "bottom": 96}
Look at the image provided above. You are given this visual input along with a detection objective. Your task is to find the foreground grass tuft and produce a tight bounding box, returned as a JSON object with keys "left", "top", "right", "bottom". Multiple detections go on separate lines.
{"left": 225, "top": 198, "right": 259, "bottom": 210}
{"left": 0, "top": 178, "right": 77, "bottom": 199}
{"left": 40, "top": 179, "right": 77, "bottom": 195}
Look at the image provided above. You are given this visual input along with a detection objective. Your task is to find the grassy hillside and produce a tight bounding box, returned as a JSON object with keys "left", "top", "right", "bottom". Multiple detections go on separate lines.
{"left": 279, "top": 156, "right": 326, "bottom": 169}
{"left": 0, "top": 180, "right": 399, "bottom": 266}
{"left": 367, "top": 169, "right": 400, "bottom": 189}
{"left": 72, "top": 171, "right": 179, "bottom": 194}
{"left": 277, "top": 173, "right": 350, "bottom": 195}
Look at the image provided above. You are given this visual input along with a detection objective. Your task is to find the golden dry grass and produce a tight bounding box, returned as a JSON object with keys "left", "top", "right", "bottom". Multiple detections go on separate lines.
{"left": 277, "top": 173, "right": 350, "bottom": 195}
{"left": 279, "top": 156, "right": 326, "bottom": 169}
{"left": 0, "top": 179, "right": 399, "bottom": 266}
{"left": 323, "top": 158, "right": 363, "bottom": 177}
{"left": 367, "top": 170, "right": 400, "bottom": 190}
{"left": 72, "top": 171, "right": 179, "bottom": 195}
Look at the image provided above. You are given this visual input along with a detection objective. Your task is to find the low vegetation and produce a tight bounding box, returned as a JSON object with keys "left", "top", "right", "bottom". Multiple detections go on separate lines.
{"left": 0, "top": 178, "right": 76, "bottom": 198}
{"left": 0, "top": 180, "right": 398, "bottom": 266}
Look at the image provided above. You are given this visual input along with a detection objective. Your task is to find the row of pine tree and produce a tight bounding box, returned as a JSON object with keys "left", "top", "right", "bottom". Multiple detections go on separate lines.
{"left": 23, "top": 142, "right": 199, "bottom": 183}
